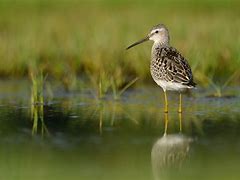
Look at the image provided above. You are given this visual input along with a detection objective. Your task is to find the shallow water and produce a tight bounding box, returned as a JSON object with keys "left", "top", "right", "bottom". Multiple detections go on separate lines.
{"left": 0, "top": 80, "right": 240, "bottom": 180}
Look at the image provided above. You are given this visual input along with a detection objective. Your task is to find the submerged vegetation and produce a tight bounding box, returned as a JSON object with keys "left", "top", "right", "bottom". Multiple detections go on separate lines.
{"left": 0, "top": 0, "right": 240, "bottom": 93}
{"left": 30, "top": 67, "right": 48, "bottom": 135}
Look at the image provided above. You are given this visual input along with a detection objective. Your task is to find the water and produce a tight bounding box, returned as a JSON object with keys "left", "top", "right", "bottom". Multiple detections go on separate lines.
{"left": 0, "top": 80, "right": 240, "bottom": 180}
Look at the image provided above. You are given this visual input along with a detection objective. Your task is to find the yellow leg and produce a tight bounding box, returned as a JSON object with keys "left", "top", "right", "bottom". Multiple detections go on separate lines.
{"left": 178, "top": 112, "right": 182, "bottom": 133}
{"left": 163, "top": 90, "right": 168, "bottom": 113}
{"left": 178, "top": 93, "right": 182, "bottom": 113}
{"left": 164, "top": 113, "right": 169, "bottom": 136}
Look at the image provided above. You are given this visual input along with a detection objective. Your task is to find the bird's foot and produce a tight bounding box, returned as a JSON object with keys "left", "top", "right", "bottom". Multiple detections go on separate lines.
{"left": 164, "top": 110, "right": 168, "bottom": 113}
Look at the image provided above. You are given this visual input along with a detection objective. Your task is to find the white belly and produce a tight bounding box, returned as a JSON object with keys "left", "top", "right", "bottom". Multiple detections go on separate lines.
{"left": 154, "top": 80, "right": 189, "bottom": 92}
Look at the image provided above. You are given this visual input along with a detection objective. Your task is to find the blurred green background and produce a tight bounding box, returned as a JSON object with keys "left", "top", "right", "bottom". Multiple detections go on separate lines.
{"left": 0, "top": 0, "right": 240, "bottom": 90}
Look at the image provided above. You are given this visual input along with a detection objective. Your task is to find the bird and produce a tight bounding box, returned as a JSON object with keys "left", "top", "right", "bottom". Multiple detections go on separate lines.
{"left": 126, "top": 24, "right": 196, "bottom": 113}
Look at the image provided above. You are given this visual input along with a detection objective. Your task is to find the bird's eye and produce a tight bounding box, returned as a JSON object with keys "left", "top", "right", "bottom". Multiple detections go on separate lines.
{"left": 155, "top": 30, "right": 159, "bottom": 33}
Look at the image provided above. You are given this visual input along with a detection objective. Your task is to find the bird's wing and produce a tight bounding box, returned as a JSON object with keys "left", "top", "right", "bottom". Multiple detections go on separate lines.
{"left": 160, "top": 47, "right": 195, "bottom": 86}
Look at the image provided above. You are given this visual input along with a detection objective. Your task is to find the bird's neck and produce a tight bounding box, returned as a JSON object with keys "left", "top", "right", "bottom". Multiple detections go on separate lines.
{"left": 151, "top": 41, "right": 169, "bottom": 54}
{"left": 153, "top": 40, "right": 169, "bottom": 48}
{"left": 151, "top": 41, "right": 169, "bottom": 60}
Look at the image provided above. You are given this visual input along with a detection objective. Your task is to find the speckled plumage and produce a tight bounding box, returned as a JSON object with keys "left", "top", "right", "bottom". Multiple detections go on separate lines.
{"left": 150, "top": 45, "right": 196, "bottom": 90}
{"left": 126, "top": 23, "right": 196, "bottom": 112}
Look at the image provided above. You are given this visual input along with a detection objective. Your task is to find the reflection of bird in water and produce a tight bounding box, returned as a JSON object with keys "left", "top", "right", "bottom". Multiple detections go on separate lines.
{"left": 126, "top": 24, "right": 196, "bottom": 113}
{"left": 151, "top": 113, "right": 192, "bottom": 180}
{"left": 151, "top": 134, "right": 191, "bottom": 180}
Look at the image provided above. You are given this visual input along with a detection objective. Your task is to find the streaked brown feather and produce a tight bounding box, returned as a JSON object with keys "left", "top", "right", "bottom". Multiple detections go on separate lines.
{"left": 151, "top": 46, "right": 196, "bottom": 87}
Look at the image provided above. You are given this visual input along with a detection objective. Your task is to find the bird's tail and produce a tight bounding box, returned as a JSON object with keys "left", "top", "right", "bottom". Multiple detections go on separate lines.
{"left": 185, "top": 81, "right": 197, "bottom": 89}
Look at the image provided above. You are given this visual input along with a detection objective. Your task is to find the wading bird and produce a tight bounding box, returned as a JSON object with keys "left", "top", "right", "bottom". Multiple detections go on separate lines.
{"left": 126, "top": 24, "right": 196, "bottom": 113}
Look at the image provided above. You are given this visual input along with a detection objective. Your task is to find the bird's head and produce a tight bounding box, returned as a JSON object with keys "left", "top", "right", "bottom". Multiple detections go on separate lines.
{"left": 149, "top": 24, "right": 169, "bottom": 44}
{"left": 126, "top": 24, "right": 169, "bottom": 50}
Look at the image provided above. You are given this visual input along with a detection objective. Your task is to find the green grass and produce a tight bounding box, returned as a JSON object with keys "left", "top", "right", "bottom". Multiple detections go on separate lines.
{"left": 0, "top": 0, "right": 240, "bottom": 91}
{"left": 30, "top": 67, "right": 48, "bottom": 135}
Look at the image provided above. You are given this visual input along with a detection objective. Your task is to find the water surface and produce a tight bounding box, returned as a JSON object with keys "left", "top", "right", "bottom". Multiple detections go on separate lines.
{"left": 0, "top": 80, "right": 240, "bottom": 180}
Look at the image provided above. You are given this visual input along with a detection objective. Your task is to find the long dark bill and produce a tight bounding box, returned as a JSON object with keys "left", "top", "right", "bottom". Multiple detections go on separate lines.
{"left": 126, "top": 36, "right": 149, "bottom": 50}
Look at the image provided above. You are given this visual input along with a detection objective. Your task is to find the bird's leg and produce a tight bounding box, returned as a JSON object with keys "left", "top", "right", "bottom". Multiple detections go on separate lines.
{"left": 178, "top": 112, "right": 182, "bottom": 133}
{"left": 163, "top": 90, "right": 168, "bottom": 113}
{"left": 164, "top": 113, "right": 169, "bottom": 136}
{"left": 178, "top": 93, "right": 182, "bottom": 113}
